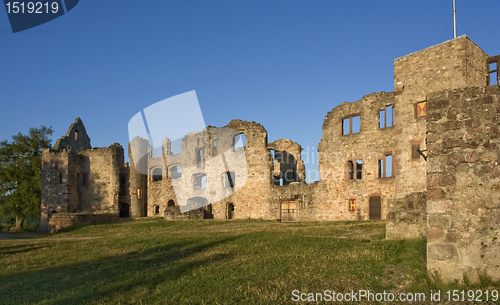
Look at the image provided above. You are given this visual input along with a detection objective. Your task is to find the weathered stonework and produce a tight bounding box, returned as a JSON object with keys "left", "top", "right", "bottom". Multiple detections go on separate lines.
{"left": 41, "top": 35, "right": 500, "bottom": 283}
{"left": 386, "top": 192, "right": 427, "bottom": 239}
{"left": 41, "top": 118, "right": 128, "bottom": 233}
{"left": 426, "top": 86, "right": 500, "bottom": 283}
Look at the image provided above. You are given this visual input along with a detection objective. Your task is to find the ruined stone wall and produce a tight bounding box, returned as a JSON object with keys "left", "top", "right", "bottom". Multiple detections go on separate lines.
{"left": 268, "top": 139, "right": 305, "bottom": 184}
{"left": 210, "top": 120, "right": 275, "bottom": 220}
{"left": 77, "top": 144, "right": 123, "bottom": 214}
{"left": 426, "top": 86, "right": 500, "bottom": 283}
{"left": 386, "top": 192, "right": 426, "bottom": 239}
{"left": 316, "top": 92, "right": 396, "bottom": 220}
{"left": 53, "top": 117, "right": 91, "bottom": 152}
{"left": 48, "top": 213, "right": 120, "bottom": 233}
{"left": 164, "top": 206, "right": 205, "bottom": 220}
{"left": 392, "top": 36, "right": 488, "bottom": 199}
{"left": 41, "top": 149, "right": 70, "bottom": 232}
{"left": 129, "top": 137, "right": 149, "bottom": 217}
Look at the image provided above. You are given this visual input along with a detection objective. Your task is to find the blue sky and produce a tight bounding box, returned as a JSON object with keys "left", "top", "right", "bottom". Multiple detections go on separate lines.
{"left": 1, "top": 0, "right": 500, "bottom": 182}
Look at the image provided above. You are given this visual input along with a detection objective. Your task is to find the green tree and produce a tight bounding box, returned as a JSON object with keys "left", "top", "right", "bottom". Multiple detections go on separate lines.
{"left": 0, "top": 126, "right": 53, "bottom": 228}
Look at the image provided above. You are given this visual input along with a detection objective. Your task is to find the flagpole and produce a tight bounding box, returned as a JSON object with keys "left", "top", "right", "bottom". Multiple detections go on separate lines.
{"left": 453, "top": 0, "right": 457, "bottom": 38}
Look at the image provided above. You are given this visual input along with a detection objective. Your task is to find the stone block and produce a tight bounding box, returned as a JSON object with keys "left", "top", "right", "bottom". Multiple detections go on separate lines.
{"left": 428, "top": 243, "right": 460, "bottom": 262}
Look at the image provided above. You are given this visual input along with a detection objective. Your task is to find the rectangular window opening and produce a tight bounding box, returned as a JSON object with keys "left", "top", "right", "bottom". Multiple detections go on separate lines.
{"left": 347, "top": 161, "right": 354, "bottom": 180}
{"left": 379, "top": 105, "right": 394, "bottom": 128}
{"left": 379, "top": 155, "right": 393, "bottom": 178}
{"left": 342, "top": 118, "right": 350, "bottom": 135}
{"left": 490, "top": 71, "right": 498, "bottom": 86}
{"left": 197, "top": 149, "right": 204, "bottom": 167}
{"left": 356, "top": 160, "right": 363, "bottom": 180}
{"left": 352, "top": 116, "right": 360, "bottom": 133}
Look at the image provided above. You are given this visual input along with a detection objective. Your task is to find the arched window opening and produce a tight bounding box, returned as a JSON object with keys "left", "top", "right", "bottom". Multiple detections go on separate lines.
{"left": 152, "top": 168, "right": 163, "bottom": 182}
{"left": 169, "top": 166, "right": 182, "bottom": 179}
{"left": 154, "top": 205, "right": 160, "bottom": 215}
{"left": 193, "top": 173, "right": 207, "bottom": 190}
{"left": 233, "top": 133, "right": 246, "bottom": 150}
{"left": 167, "top": 200, "right": 175, "bottom": 207}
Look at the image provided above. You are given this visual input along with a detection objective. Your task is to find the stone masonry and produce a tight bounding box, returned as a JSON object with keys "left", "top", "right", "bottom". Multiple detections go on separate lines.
{"left": 41, "top": 35, "right": 500, "bottom": 283}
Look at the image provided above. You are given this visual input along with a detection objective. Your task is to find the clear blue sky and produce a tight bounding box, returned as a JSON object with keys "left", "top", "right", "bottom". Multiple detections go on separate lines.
{"left": 1, "top": 0, "right": 500, "bottom": 182}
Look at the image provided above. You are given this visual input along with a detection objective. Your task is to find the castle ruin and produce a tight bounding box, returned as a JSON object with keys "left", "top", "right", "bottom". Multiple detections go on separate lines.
{"left": 41, "top": 35, "right": 500, "bottom": 283}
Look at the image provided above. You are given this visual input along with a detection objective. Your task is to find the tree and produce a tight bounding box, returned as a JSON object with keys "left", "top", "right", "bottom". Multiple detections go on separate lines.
{"left": 0, "top": 126, "right": 53, "bottom": 227}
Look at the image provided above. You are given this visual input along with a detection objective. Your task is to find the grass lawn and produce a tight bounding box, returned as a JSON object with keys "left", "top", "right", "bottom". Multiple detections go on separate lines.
{"left": 0, "top": 219, "right": 498, "bottom": 304}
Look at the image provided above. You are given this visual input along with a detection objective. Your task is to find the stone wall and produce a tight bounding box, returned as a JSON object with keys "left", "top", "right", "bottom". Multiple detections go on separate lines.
{"left": 53, "top": 117, "right": 91, "bottom": 152}
{"left": 386, "top": 192, "right": 426, "bottom": 239}
{"left": 164, "top": 206, "right": 205, "bottom": 220}
{"left": 426, "top": 85, "right": 500, "bottom": 283}
{"left": 317, "top": 91, "right": 396, "bottom": 221}
{"left": 48, "top": 213, "right": 119, "bottom": 233}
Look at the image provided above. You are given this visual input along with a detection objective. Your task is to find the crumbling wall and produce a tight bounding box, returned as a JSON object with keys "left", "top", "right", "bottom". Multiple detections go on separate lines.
{"left": 48, "top": 213, "right": 119, "bottom": 233}
{"left": 53, "top": 117, "right": 91, "bottom": 152}
{"left": 386, "top": 192, "right": 426, "bottom": 239}
{"left": 268, "top": 139, "right": 305, "bottom": 185}
{"left": 77, "top": 144, "right": 123, "bottom": 214}
{"left": 164, "top": 206, "right": 205, "bottom": 220}
{"left": 426, "top": 85, "right": 500, "bottom": 283}
{"left": 316, "top": 91, "right": 396, "bottom": 220}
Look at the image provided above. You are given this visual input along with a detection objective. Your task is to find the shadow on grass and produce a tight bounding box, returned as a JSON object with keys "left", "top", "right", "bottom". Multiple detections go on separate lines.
{"left": 1, "top": 236, "right": 240, "bottom": 304}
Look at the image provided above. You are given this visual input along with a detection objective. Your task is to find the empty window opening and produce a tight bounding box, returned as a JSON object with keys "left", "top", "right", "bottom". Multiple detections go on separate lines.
{"left": 279, "top": 177, "right": 284, "bottom": 186}
{"left": 233, "top": 133, "right": 246, "bottom": 150}
{"left": 489, "top": 61, "right": 499, "bottom": 85}
{"left": 82, "top": 172, "right": 89, "bottom": 186}
{"left": 152, "top": 145, "right": 163, "bottom": 158}
{"left": 137, "top": 188, "right": 143, "bottom": 199}
{"left": 379, "top": 155, "right": 393, "bottom": 178}
{"left": 193, "top": 173, "right": 207, "bottom": 190}
{"left": 415, "top": 101, "right": 427, "bottom": 118}
{"left": 170, "top": 139, "right": 182, "bottom": 155}
{"left": 59, "top": 172, "right": 63, "bottom": 184}
{"left": 196, "top": 149, "right": 204, "bottom": 167}
{"left": 167, "top": 200, "right": 175, "bottom": 207}
{"left": 348, "top": 199, "right": 356, "bottom": 211}
{"left": 224, "top": 171, "right": 235, "bottom": 188}
{"left": 74, "top": 130, "right": 78, "bottom": 140}
{"left": 342, "top": 115, "right": 361, "bottom": 135}
{"left": 227, "top": 203, "right": 235, "bottom": 219}
{"left": 352, "top": 116, "right": 360, "bottom": 133}
{"left": 379, "top": 105, "right": 395, "bottom": 128}
{"left": 152, "top": 168, "right": 163, "bottom": 181}
{"left": 347, "top": 160, "right": 363, "bottom": 180}
{"left": 347, "top": 161, "right": 354, "bottom": 180}
{"left": 169, "top": 166, "right": 182, "bottom": 179}
{"left": 490, "top": 71, "right": 498, "bottom": 86}
{"left": 342, "top": 118, "right": 350, "bottom": 135}
{"left": 213, "top": 140, "right": 217, "bottom": 155}
{"left": 356, "top": 160, "right": 363, "bottom": 180}
{"left": 154, "top": 205, "right": 160, "bottom": 215}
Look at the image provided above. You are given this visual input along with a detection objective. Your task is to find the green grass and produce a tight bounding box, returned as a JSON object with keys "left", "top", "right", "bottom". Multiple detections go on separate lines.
{"left": 0, "top": 219, "right": 498, "bottom": 304}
